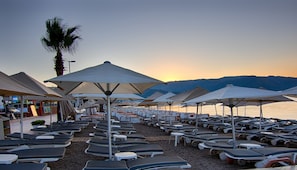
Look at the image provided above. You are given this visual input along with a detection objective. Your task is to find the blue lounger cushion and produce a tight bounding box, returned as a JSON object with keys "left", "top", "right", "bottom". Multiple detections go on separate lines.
{"left": 0, "top": 163, "right": 47, "bottom": 170}
{"left": 83, "top": 155, "right": 191, "bottom": 170}
{"left": 85, "top": 144, "right": 163, "bottom": 157}
{"left": 127, "top": 155, "right": 190, "bottom": 170}
{"left": 83, "top": 160, "right": 128, "bottom": 170}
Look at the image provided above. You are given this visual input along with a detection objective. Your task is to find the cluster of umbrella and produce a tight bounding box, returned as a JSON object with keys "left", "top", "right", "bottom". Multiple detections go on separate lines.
{"left": 0, "top": 72, "right": 63, "bottom": 138}
{"left": 2, "top": 60, "right": 297, "bottom": 158}
{"left": 45, "top": 61, "right": 163, "bottom": 159}
{"left": 141, "top": 85, "right": 297, "bottom": 149}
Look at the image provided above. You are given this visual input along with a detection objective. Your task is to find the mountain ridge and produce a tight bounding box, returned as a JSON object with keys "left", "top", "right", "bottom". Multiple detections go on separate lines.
{"left": 142, "top": 75, "right": 297, "bottom": 97}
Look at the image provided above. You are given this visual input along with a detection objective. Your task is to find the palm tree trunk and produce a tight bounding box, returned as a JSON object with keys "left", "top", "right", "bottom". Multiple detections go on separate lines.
{"left": 55, "top": 49, "right": 64, "bottom": 121}
{"left": 55, "top": 50, "right": 64, "bottom": 76}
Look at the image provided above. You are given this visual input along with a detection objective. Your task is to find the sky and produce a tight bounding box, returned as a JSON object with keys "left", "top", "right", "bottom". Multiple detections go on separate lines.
{"left": 0, "top": 0, "right": 296, "bottom": 85}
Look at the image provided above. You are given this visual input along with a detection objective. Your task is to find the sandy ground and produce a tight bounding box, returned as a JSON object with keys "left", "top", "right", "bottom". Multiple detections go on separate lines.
{"left": 47, "top": 122, "right": 249, "bottom": 170}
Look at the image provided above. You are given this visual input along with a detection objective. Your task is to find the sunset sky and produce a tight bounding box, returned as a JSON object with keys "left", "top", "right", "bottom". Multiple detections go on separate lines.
{"left": 1, "top": 0, "right": 296, "bottom": 84}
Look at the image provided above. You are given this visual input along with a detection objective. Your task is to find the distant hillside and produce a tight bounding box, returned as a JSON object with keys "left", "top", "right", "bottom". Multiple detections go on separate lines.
{"left": 142, "top": 75, "right": 297, "bottom": 97}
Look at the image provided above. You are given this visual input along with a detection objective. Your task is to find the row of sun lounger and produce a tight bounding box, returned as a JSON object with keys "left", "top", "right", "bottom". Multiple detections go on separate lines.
{"left": 0, "top": 120, "right": 90, "bottom": 169}
{"left": 137, "top": 111, "right": 297, "bottom": 168}
{"left": 83, "top": 118, "right": 192, "bottom": 169}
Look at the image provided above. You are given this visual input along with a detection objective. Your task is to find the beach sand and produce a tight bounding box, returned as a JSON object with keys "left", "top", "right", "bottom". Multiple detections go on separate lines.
{"left": 47, "top": 123, "right": 247, "bottom": 170}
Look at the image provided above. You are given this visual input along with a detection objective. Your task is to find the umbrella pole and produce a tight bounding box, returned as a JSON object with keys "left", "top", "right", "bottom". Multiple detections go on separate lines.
{"left": 230, "top": 106, "right": 236, "bottom": 148}
{"left": 59, "top": 104, "right": 64, "bottom": 121}
{"left": 222, "top": 105, "right": 225, "bottom": 123}
{"left": 259, "top": 101, "right": 263, "bottom": 131}
{"left": 228, "top": 99, "right": 236, "bottom": 149}
{"left": 107, "top": 95, "right": 112, "bottom": 160}
{"left": 50, "top": 102, "right": 53, "bottom": 128}
{"left": 20, "top": 96, "right": 24, "bottom": 139}
{"left": 195, "top": 103, "right": 199, "bottom": 130}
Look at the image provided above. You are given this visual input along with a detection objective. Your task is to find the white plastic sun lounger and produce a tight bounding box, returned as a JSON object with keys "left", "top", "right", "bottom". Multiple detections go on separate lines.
{"left": 85, "top": 144, "right": 164, "bottom": 158}
{"left": 0, "top": 146, "right": 66, "bottom": 163}
{"left": 0, "top": 163, "right": 48, "bottom": 170}
{"left": 90, "top": 131, "right": 145, "bottom": 140}
{"left": 0, "top": 138, "right": 71, "bottom": 149}
{"left": 7, "top": 132, "right": 73, "bottom": 140}
{"left": 220, "top": 147, "right": 297, "bottom": 166}
{"left": 87, "top": 137, "right": 148, "bottom": 148}
{"left": 199, "top": 139, "right": 267, "bottom": 156}
{"left": 83, "top": 155, "right": 191, "bottom": 170}
{"left": 30, "top": 125, "right": 81, "bottom": 133}
{"left": 182, "top": 131, "right": 219, "bottom": 146}
{"left": 199, "top": 139, "right": 266, "bottom": 150}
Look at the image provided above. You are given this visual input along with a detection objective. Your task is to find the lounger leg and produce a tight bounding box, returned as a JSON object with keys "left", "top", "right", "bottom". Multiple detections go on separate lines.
{"left": 175, "top": 135, "right": 178, "bottom": 147}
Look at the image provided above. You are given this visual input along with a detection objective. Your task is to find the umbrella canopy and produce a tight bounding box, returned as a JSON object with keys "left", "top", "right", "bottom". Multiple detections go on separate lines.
{"left": 45, "top": 61, "right": 161, "bottom": 95}
{"left": 282, "top": 86, "right": 297, "bottom": 98}
{"left": 185, "top": 84, "right": 283, "bottom": 106}
{"left": 60, "top": 100, "right": 76, "bottom": 120}
{"left": 169, "top": 86, "right": 208, "bottom": 129}
{"left": 45, "top": 61, "right": 163, "bottom": 159}
{"left": 0, "top": 71, "right": 44, "bottom": 139}
{"left": 153, "top": 92, "right": 176, "bottom": 105}
{"left": 72, "top": 93, "right": 144, "bottom": 100}
{"left": 138, "top": 91, "right": 164, "bottom": 107}
{"left": 0, "top": 71, "right": 42, "bottom": 96}
{"left": 169, "top": 86, "right": 208, "bottom": 105}
{"left": 185, "top": 84, "right": 285, "bottom": 147}
{"left": 11, "top": 72, "right": 62, "bottom": 97}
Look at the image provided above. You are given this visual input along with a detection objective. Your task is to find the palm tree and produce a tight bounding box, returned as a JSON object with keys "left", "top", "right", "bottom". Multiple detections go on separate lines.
{"left": 41, "top": 17, "right": 80, "bottom": 76}
{"left": 41, "top": 17, "right": 80, "bottom": 121}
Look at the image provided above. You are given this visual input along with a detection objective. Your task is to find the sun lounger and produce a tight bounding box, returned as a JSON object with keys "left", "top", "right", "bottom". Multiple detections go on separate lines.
{"left": 162, "top": 124, "right": 195, "bottom": 134}
{"left": 200, "top": 139, "right": 266, "bottom": 150}
{"left": 266, "top": 133, "right": 297, "bottom": 146}
{"left": 94, "top": 125, "right": 137, "bottom": 134}
{"left": 53, "top": 120, "right": 90, "bottom": 128}
{"left": 278, "top": 124, "right": 297, "bottom": 133}
{"left": 83, "top": 155, "right": 191, "bottom": 170}
{"left": 0, "top": 162, "right": 48, "bottom": 170}
{"left": 85, "top": 143, "right": 164, "bottom": 157}
{"left": 30, "top": 124, "right": 82, "bottom": 133}
{"left": 182, "top": 131, "right": 218, "bottom": 146}
{"left": 87, "top": 137, "right": 148, "bottom": 147}
{"left": 220, "top": 147, "right": 297, "bottom": 166}
{"left": 0, "top": 138, "right": 71, "bottom": 149}
{"left": 0, "top": 140, "right": 27, "bottom": 150}
{"left": 90, "top": 131, "right": 145, "bottom": 140}
{"left": 7, "top": 132, "right": 73, "bottom": 140}
{"left": 0, "top": 146, "right": 66, "bottom": 163}
{"left": 199, "top": 139, "right": 266, "bottom": 156}
{"left": 193, "top": 135, "right": 232, "bottom": 148}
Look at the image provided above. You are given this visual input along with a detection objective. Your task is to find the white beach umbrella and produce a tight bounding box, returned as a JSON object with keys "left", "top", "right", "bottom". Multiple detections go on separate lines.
{"left": 138, "top": 91, "right": 164, "bottom": 107}
{"left": 72, "top": 93, "right": 144, "bottom": 113}
{"left": 10, "top": 72, "right": 62, "bottom": 98}
{"left": 169, "top": 86, "right": 208, "bottom": 104}
{"left": 153, "top": 92, "right": 177, "bottom": 124}
{"left": 153, "top": 92, "right": 176, "bottom": 106}
{"left": 185, "top": 84, "right": 285, "bottom": 147}
{"left": 45, "top": 61, "right": 162, "bottom": 159}
{"left": 169, "top": 87, "right": 209, "bottom": 128}
{"left": 10, "top": 72, "right": 66, "bottom": 127}
{"left": 282, "top": 86, "right": 297, "bottom": 100}
{"left": 0, "top": 71, "right": 43, "bottom": 138}
{"left": 72, "top": 93, "right": 144, "bottom": 100}
{"left": 0, "top": 71, "right": 42, "bottom": 96}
